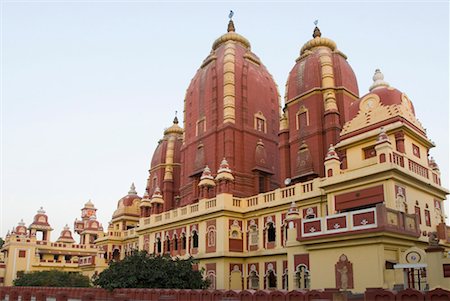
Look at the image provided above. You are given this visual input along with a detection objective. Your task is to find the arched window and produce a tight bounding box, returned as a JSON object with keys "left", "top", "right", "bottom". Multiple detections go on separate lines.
{"left": 267, "top": 223, "right": 276, "bottom": 243}
{"left": 282, "top": 268, "right": 289, "bottom": 290}
{"left": 207, "top": 226, "right": 216, "bottom": 247}
{"left": 265, "top": 269, "right": 277, "bottom": 289}
{"left": 248, "top": 269, "right": 259, "bottom": 289}
{"left": 249, "top": 224, "right": 258, "bottom": 247}
{"left": 207, "top": 271, "right": 216, "bottom": 289}
{"left": 112, "top": 248, "right": 120, "bottom": 261}
{"left": 295, "top": 264, "right": 310, "bottom": 289}
{"left": 156, "top": 237, "right": 162, "bottom": 253}
{"left": 181, "top": 233, "right": 187, "bottom": 250}
{"left": 173, "top": 234, "right": 178, "bottom": 251}
{"left": 305, "top": 207, "right": 316, "bottom": 219}
{"left": 192, "top": 230, "right": 199, "bottom": 248}
{"left": 166, "top": 236, "right": 171, "bottom": 252}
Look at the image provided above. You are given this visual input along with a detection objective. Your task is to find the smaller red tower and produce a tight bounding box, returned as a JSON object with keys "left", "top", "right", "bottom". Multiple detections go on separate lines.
{"left": 281, "top": 26, "right": 359, "bottom": 183}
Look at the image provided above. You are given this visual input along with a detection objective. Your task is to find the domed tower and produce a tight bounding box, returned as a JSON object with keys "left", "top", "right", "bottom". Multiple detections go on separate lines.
{"left": 74, "top": 199, "right": 99, "bottom": 244}
{"left": 146, "top": 116, "right": 183, "bottom": 211}
{"left": 14, "top": 219, "right": 28, "bottom": 237}
{"left": 112, "top": 183, "right": 142, "bottom": 219}
{"left": 179, "top": 17, "right": 281, "bottom": 205}
{"left": 341, "top": 69, "right": 432, "bottom": 164}
{"left": 28, "top": 207, "right": 53, "bottom": 241}
{"left": 280, "top": 25, "right": 359, "bottom": 183}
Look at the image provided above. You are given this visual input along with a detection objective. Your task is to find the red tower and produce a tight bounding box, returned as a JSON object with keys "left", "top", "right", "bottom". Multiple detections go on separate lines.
{"left": 281, "top": 26, "right": 359, "bottom": 183}
{"left": 146, "top": 117, "right": 183, "bottom": 211}
{"left": 179, "top": 19, "right": 281, "bottom": 206}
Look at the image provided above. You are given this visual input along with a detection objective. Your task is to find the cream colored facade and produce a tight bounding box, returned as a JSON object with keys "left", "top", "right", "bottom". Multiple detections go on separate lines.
{"left": 0, "top": 206, "right": 104, "bottom": 286}
{"left": 1, "top": 23, "right": 449, "bottom": 293}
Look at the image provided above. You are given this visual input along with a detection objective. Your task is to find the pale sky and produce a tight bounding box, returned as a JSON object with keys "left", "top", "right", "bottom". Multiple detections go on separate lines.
{"left": 1, "top": 1, "right": 449, "bottom": 241}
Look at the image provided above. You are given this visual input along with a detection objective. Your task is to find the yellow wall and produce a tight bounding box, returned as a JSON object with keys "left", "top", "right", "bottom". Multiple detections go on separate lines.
{"left": 308, "top": 244, "right": 384, "bottom": 292}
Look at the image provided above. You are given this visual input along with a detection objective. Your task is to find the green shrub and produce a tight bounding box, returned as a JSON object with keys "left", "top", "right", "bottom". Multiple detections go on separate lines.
{"left": 93, "top": 251, "right": 209, "bottom": 290}
{"left": 13, "top": 270, "right": 91, "bottom": 287}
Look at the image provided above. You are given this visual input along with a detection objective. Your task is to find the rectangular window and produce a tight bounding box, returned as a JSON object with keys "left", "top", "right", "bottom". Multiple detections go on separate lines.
{"left": 259, "top": 176, "right": 265, "bottom": 193}
{"left": 412, "top": 144, "right": 420, "bottom": 158}
{"left": 424, "top": 210, "right": 431, "bottom": 227}
{"left": 298, "top": 111, "right": 307, "bottom": 129}
{"left": 415, "top": 206, "right": 421, "bottom": 224}
{"left": 197, "top": 119, "right": 205, "bottom": 136}
{"left": 363, "top": 146, "right": 376, "bottom": 159}
{"left": 256, "top": 118, "right": 265, "bottom": 132}
{"left": 18, "top": 250, "right": 26, "bottom": 258}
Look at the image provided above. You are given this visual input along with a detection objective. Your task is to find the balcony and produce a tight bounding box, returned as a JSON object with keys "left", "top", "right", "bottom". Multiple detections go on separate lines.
{"left": 78, "top": 256, "right": 95, "bottom": 267}
{"left": 392, "top": 152, "right": 439, "bottom": 185}
{"left": 33, "top": 260, "right": 79, "bottom": 268}
{"left": 298, "top": 204, "right": 420, "bottom": 241}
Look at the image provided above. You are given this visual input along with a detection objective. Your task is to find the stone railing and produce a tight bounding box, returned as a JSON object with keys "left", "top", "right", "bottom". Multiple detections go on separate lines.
{"left": 141, "top": 179, "right": 320, "bottom": 228}
{"left": 391, "top": 152, "right": 440, "bottom": 184}
{"left": 123, "top": 228, "right": 137, "bottom": 239}
{"left": 299, "top": 204, "right": 420, "bottom": 240}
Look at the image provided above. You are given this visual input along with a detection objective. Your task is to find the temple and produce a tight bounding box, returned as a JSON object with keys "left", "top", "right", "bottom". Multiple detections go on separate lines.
{"left": 1, "top": 19, "right": 449, "bottom": 292}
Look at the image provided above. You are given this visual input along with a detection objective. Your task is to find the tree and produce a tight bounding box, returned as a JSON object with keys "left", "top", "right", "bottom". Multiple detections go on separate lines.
{"left": 14, "top": 270, "right": 91, "bottom": 287}
{"left": 93, "top": 251, "right": 209, "bottom": 290}
{"left": 0, "top": 237, "right": 4, "bottom": 248}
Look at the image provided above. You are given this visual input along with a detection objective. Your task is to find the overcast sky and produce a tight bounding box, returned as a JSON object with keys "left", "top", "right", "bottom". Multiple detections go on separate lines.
{"left": 1, "top": 1, "right": 449, "bottom": 241}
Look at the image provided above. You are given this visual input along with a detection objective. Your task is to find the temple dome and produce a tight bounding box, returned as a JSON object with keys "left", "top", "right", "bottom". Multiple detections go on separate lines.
{"left": 112, "top": 183, "right": 142, "bottom": 219}
{"left": 348, "top": 69, "right": 416, "bottom": 120}
{"left": 117, "top": 183, "right": 141, "bottom": 208}
{"left": 285, "top": 26, "right": 359, "bottom": 104}
{"left": 342, "top": 69, "right": 423, "bottom": 137}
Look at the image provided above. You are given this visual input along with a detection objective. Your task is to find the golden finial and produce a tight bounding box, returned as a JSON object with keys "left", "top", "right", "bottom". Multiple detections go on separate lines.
{"left": 227, "top": 10, "right": 235, "bottom": 32}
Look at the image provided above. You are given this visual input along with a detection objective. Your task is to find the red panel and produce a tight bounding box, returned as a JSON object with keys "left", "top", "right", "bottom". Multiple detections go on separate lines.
{"left": 303, "top": 220, "right": 321, "bottom": 233}
{"left": 353, "top": 211, "right": 375, "bottom": 226}
{"left": 327, "top": 216, "right": 347, "bottom": 230}
{"left": 294, "top": 254, "right": 310, "bottom": 268}
{"left": 335, "top": 185, "right": 384, "bottom": 211}
{"left": 229, "top": 239, "right": 243, "bottom": 252}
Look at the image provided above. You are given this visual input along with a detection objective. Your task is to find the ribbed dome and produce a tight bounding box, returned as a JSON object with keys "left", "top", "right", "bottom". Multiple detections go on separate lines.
{"left": 285, "top": 27, "right": 358, "bottom": 104}
{"left": 180, "top": 19, "right": 280, "bottom": 201}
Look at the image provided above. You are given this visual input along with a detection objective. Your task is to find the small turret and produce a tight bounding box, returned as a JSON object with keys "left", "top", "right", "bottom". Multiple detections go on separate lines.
{"left": 375, "top": 127, "right": 393, "bottom": 164}
{"left": 215, "top": 158, "right": 234, "bottom": 194}
{"left": 324, "top": 144, "right": 341, "bottom": 178}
